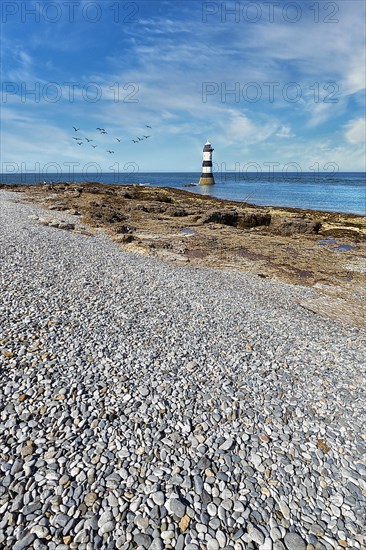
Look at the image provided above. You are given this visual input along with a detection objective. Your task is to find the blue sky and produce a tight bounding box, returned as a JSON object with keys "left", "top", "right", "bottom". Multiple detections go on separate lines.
{"left": 1, "top": 0, "right": 365, "bottom": 173}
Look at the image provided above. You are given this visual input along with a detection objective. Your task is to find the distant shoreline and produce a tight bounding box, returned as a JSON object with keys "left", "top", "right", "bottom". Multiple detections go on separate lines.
{"left": 1, "top": 180, "right": 365, "bottom": 218}
{"left": 1, "top": 172, "right": 365, "bottom": 216}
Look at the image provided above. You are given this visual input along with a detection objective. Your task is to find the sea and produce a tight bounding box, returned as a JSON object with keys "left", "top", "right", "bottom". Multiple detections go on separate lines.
{"left": 1, "top": 172, "right": 365, "bottom": 215}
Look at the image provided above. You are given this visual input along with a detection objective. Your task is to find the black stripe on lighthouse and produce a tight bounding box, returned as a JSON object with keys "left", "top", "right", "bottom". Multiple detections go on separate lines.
{"left": 202, "top": 161, "right": 212, "bottom": 167}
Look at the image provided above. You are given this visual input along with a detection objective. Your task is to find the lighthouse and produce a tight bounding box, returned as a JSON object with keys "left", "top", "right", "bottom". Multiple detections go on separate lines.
{"left": 199, "top": 141, "right": 215, "bottom": 185}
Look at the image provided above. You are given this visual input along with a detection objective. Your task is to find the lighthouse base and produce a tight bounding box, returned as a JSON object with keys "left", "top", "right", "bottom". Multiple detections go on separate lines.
{"left": 199, "top": 175, "right": 215, "bottom": 185}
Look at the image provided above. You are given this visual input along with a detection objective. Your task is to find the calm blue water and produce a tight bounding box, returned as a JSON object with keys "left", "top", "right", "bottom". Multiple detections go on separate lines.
{"left": 1, "top": 172, "right": 365, "bottom": 215}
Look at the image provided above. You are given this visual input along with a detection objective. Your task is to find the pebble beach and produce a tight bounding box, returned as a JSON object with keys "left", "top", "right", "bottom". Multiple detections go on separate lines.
{"left": 0, "top": 190, "right": 365, "bottom": 550}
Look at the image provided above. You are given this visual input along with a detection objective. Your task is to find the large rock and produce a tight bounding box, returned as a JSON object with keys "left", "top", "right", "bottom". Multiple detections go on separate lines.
{"left": 237, "top": 212, "right": 271, "bottom": 228}
{"left": 106, "top": 211, "right": 127, "bottom": 223}
{"left": 135, "top": 203, "right": 167, "bottom": 213}
{"left": 165, "top": 206, "right": 188, "bottom": 217}
{"left": 203, "top": 209, "right": 271, "bottom": 229}
{"left": 114, "top": 234, "right": 135, "bottom": 244}
{"left": 154, "top": 193, "right": 173, "bottom": 203}
{"left": 270, "top": 216, "right": 321, "bottom": 235}
{"left": 58, "top": 222, "right": 75, "bottom": 230}
{"left": 115, "top": 224, "right": 135, "bottom": 234}
{"left": 202, "top": 209, "right": 239, "bottom": 226}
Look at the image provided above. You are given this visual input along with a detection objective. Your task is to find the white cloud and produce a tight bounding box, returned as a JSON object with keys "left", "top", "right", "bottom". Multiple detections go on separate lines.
{"left": 344, "top": 118, "right": 366, "bottom": 144}
{"left": 276, "top": 125, "right": 294, "bottom": 138}
{"left": 223, "top": 111, "right": 276, "bottom": 144}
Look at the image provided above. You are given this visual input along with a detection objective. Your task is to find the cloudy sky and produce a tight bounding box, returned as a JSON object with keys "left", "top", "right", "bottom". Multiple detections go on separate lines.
{"left": 1, "top": 0, "right": 365, "bottom": 173}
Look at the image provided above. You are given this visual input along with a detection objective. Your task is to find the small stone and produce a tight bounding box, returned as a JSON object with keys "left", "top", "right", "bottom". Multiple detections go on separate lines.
{"left": 197, "top": 456, "right": 211, "bottom": 470}
{"left": 216, "top": 530, "right": 226, "bottom": 548}
{"left": 316, "top": 439, "right": 331, "bottom": 453}
{"left": 170, "top": 498, "right": 186, "bottom": 518}
{"left": 309, "top": 524, "right": 324, "bottom": 536}
{"left": 250, "top": 453, "right": 262, "bottom": 468}
{"left": 161, "top": 531, "right": 174, "bottom": 541}
{"left": 54, "top": 514, "right": 71, "bottom": 527}
{"left": 13, "top": 533, "right": 36, "bottom": 550}
{"left": 207, "top": 503, "right": 217, "bottom": 516}
{"left": 185, "top": 362, "right": 196, "bottom": 372}
{"left": 152, "top": 492, "right": 165, "bottom": 506}
{"left": 74, "top": 529, "right": 89, "bottom": 544}
{"left": 261, "top": 538, "right": 274, "bottom": 550}
{"left": 219, "top": 437, "right": 234, "bottom": 450}
{"left": 270, "top": 527, "right": 282, "bottom": 542}
{"left": 284, "top": 532, "right": 306, "bottom": 550}
{"left": 134, "top": 533, "right": 152, "bottom": 547}
{"left": 11, "top": 459, "right": 23, "bottom": 475}
{"left": 99, "top": 520, "right": 115, "bottom": 534}
{"left": 98, "top": 510, "right": 113, "bottom": 528}
{"left": 20, "top": 444, "right": 35, "bottom": 458}
{"left": 248, "top": 525, "right": 265, "bottom": 545}
{"left": 84, "top": 492, "right": 97, "bottom": 507}
{"left": 139, "top": 385, "right": 150, "bottom": 397}
{"left": 194, "top": 475, "right": 204, "bottom": 494}
{"left": 179, "top": 514, "right": 190, "bottom": 533}
{"left": 149, "top": 538, "right": 164, "bottom": 550}
{"left": 176, "top": 534, "right": 185, "bottom": 550}
{"left": 279, "top": 499, "right": 290, "bottom": 520}
{"left": 221, "top": 498, "right": 233, "bottom": 511}
{"left": 30, "top": 525, "right": 49, "bottom": 539}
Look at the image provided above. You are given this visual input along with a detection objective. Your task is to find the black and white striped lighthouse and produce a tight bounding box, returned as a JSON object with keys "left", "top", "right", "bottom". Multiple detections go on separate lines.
{"left": 199, "top": 140, "right": 215, "bottom": 185}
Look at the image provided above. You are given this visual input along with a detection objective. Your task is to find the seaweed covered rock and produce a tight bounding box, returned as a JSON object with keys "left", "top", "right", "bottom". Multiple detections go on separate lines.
{"left": 202, "top": 209, "right": 239, "bottom": 226}
{"left": 270, "top": 216, "right": 321, "bottom": 235}
{"left": 237, "top": 212, "right": 271, "bottom": 228}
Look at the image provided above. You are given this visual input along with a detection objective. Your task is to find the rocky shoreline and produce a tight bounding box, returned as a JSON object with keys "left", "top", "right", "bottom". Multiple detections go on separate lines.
{"left": 0, "top": 189, "right": 365, "bottom": 550}
{"left": 1, "top": 182, "right": 365, "bottom": 327}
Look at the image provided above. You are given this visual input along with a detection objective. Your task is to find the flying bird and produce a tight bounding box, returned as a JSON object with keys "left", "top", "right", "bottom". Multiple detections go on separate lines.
{"left": 96, "top": 127, "right": 102, "bottom": 130}
{"left": 92, "top": 145, "right": 97, "bottom": 148}
{"left": 77, "top": 142, "right": 83, "bottom": 145}
{"left": 107, "top": 150, "right": 114, "bottom": 154}
{"left": 116, "top": 138, "right": 121, "bottom": 142}
{"left": 73, "top": 126, "right": 80, "bottom": 131}
{"left": 132, "top": 139, "right": 138, "bottom": 143}
{"left": 145, "top": 125, "right": 152, "bottom": 129}
{"left": 85, "top": 138, "right": 93, "bottom": 142}
{"left": 143, "top": 135, "right": 151, "bottom": 139}
{"left": 73, "top": 137, "right": 82, "bottom": 141}
{"left": 137, "top": 137, "right": 143, "bottom": 141}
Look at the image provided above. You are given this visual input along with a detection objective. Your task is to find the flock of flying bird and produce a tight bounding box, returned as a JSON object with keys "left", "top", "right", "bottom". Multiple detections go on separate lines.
{"left": 71, "top": 125, "right": 152, "bottom": 154}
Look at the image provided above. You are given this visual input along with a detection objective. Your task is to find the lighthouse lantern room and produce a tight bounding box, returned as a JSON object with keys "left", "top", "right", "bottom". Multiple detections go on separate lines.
{"left": 199, "top": 141, "right": 215, "bottom": 185}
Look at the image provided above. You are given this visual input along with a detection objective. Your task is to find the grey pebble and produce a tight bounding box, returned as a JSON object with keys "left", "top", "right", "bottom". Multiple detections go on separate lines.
{"left": 283, "top": 532, "right": 306, "bottom": 550}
